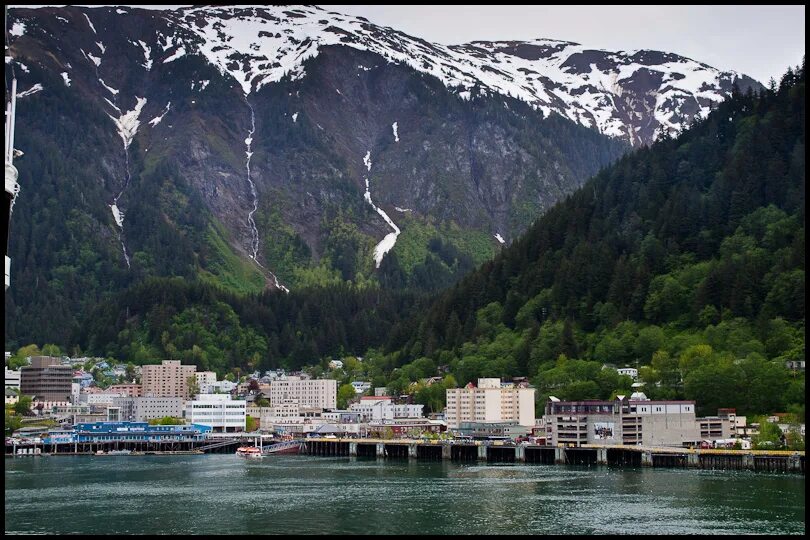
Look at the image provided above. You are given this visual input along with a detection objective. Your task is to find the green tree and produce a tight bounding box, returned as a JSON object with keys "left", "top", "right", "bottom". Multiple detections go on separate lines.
{"left": 13, "top": 395, "right": 33, "bottom": 416}
{"left": 752, "top": 419, "right": 784, "bottom": 450}
{"left": 187, "top": 375, "right": 200, "bottom": 398}
{"left": 41, "top": 343, "right": 63, "bottom": 357}
{"left": 337, "top": 383, "right": 356, "bottom": 409}
{"left": 5, "top": 410, "right": 23, "bottom": 436}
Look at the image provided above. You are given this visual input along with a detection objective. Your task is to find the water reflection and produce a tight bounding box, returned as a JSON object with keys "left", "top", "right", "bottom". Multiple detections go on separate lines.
{"left": 5, "top": 456, "right": 805, "bottom": 535}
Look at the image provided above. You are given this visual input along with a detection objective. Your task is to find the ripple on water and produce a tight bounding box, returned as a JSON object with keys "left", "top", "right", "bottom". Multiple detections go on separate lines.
{"left": 5, "top": 456, "right": 805, "bottom": 535}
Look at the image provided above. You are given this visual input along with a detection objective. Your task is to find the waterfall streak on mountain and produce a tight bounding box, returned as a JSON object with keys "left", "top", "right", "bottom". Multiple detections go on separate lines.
{"left": 362, "top": 151, "right": 400, "bottom": 268}
{"left": 243, "top": 98, "right": 289, "bottom": 293}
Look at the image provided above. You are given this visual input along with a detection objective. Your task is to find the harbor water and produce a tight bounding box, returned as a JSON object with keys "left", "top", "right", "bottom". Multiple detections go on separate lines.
{"left": 4, "top": 455, "right": 805, "bottom": 535}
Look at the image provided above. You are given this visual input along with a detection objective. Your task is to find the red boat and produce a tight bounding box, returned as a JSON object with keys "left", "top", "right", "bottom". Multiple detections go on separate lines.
{"left": 263, "top": 440, "right": 303, "bottom": 455}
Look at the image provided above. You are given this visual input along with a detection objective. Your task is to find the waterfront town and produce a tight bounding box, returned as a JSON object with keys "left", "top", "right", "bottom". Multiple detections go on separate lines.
{"left": 4, "top": 354, "right": 805, "bottom": 470}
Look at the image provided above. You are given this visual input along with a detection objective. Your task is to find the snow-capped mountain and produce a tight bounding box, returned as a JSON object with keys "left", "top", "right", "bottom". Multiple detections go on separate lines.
{"left": 11, "top": 5, "right": 760, "bottom": 147}
{"left": 5, "top": 4, "right": 762, "bottom": 339}
{"left": 143, "top": 5, "right": 759, "bottom": 145}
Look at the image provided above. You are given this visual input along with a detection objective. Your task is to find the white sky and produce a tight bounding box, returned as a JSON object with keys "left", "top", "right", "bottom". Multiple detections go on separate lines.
{"left": 13, "top": 5, "right": 806, "bottom": 83}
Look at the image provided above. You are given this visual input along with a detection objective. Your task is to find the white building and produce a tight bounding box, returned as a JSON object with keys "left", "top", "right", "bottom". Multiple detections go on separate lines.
{"left": 328, "top": 360, "right": 344, "bottom": 370}
{"left": 351, "top": 381, "right": 371, "bottom": 394}
{"left": 195, "top": 371, "right": 218, "bottom": 394}
{"left": 113, "top": 396, "right": 184, "bottom": 422}
{"left": 349, "top": 396, "right": 423, "bottom": 421}
{"left": 269, "top": 376, "right": 337, "bottom": 409}
{"left": 186, "top": 394, "right": 246, "bottom": 432}
{"left": 445, "top": 378, "right": 535, "bottom": 429}
{"left": 616, "top": 368, "right": 638, "bottom": 379}
{"left": 80, "top": 392, "right": 124, "bottom": 406}
{"left": 4, "top": 368, "right": 21, "bottom": 390}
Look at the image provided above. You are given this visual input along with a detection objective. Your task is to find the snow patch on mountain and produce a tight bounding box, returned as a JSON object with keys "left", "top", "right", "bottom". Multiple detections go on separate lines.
{"left": 87, "top": 52, "right": 101, "bottom": 67}
{"left": 17, "top": 84, "right": 43, "bottom": 98}
{"left": 137, "top": 40, "right": 153, "bottom": 70}
{"left": 96, "top": 41, "right": 106, "bottom": 54}
{"left": 392, "top": 121, "right": 399, "bottom": 142}
{"left": 107, "top": 96, "right": 147, "bottom": 149}
{"left": 494, "top": 233, "right": 505, "bottom": 244}
{"left": 10, "top": 22, "right": 26, "bottom": 36}
{"left": 99, "top": 78, "right": 119, "bottom": 95}
{"left": 148, "top": 102, "right": 171, "bottom": 127}
{"left": 163, "top": 46, "right": 186, "bottom": 63}
{"left": 61, "top": 72, "right": 71, "bottom": 86}
{"left": 292, "top": 112, "right": 298, "bottom": 123}
{"left": 83, "top": 13, "right": 96, "bottom": 33}
{"left": 110, "top": 203, "right": 124, "bottom": 228}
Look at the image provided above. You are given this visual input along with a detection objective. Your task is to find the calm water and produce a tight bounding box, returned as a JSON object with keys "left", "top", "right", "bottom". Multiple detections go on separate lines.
{"left": 4, "top": 455, "right": 805, "bottom": 535}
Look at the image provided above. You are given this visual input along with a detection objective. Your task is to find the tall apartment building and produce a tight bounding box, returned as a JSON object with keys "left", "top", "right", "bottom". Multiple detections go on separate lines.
{"left": 20, "top": 356, "right": 73, "bottom": 401}
{"left": 141, "top": 360, "right": 197, "bottom": 398}
{"left": 543, "top": 394, "right": 700, "bottom": 447}
{"left": 445, "top": 378, "right": 536, "bottom": 429}
{"left": 269, "top": 376, "right": 337, "bottom": 409}
{"left": 195, "top": 371, "right": 217, "bottom": 394}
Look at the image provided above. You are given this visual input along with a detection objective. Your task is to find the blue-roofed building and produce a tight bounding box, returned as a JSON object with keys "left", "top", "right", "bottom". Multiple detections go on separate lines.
{"left": 42, "top": 421, "right": 212, "bottom": 444}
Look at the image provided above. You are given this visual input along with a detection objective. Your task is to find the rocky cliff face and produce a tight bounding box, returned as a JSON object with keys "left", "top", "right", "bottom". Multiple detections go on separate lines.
{"left": 5, "top": 5, "right": 761, "bottom": 318}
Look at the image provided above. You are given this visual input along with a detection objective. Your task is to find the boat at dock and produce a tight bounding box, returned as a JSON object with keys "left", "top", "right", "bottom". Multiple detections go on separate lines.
{"left": 235, "top": 440, "right": 302, "bottom": 457}
{"left": 235, "top": 446, "right": 264, "bottom": 458}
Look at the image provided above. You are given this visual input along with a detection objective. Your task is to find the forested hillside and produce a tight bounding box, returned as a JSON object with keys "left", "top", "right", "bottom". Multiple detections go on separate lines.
{"left": 379, "top": 62, "right": 805, "bottom": 417}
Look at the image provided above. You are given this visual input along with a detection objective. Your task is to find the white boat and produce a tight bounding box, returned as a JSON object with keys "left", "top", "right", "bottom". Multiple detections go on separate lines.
{"left": 235, "top": 446, "right": 264, "bottom": 458}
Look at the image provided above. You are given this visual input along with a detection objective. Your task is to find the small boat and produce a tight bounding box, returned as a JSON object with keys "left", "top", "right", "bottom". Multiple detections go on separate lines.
{"left": 235, "top": 446, "right": 264, "bottom": 458}
{"left": 107, "top": 449, "right": 132, "bottom": 455}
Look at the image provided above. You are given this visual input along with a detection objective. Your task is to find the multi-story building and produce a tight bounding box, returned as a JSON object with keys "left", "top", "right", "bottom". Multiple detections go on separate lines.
{"left": 106, "top": 384, "right": 143, "bottom": 397}
{"left": 141, "top": 360, "right": 197, "bottom": 398}
{"left": 269, "top": 376, "right": 337, "bottom": 409}
{"left": 20, "top": 356, "right": 73, "bottom": 401}
{"left": 349, "top": 396, "right": 424, "bottom": 422}
{"left": 195, "top": 371, "right": 217, "bottom": 394}
{"left": 445, "top": 378, "right": 535, "bottom": 429}
{"left": 112, "top": 396, "right": 184, "bottom": 422}
{"left": 186, "top": 394, "right": 246, "bottom": 432}
{"left": 80, "top": 392, "right": 124, "bottom": 406}
{"left": 5, "top": 367, "right": 21, "bottom": 390}
{"left": 543, "top": 394, "right": 700, "bottom": 447}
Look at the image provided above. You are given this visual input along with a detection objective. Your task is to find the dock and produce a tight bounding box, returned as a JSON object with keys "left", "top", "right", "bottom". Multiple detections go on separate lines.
{"left": 300, "top": 439, "right": 805, "bottom": 474}
{"left": 6, "top": 437, "right": 804, "bottom": 473}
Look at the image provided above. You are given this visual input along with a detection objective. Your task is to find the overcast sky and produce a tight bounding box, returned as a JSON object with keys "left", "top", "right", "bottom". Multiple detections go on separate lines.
{"left": 15, "top": 5, "right": 805, "bottom": 83}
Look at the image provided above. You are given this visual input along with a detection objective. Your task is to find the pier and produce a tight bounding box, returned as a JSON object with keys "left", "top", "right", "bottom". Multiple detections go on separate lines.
{"left": 6, "top": 437, "right": 804, "bottom": 473}
{"left": 300, "top": 439, "right": 805, "bottom": 474}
